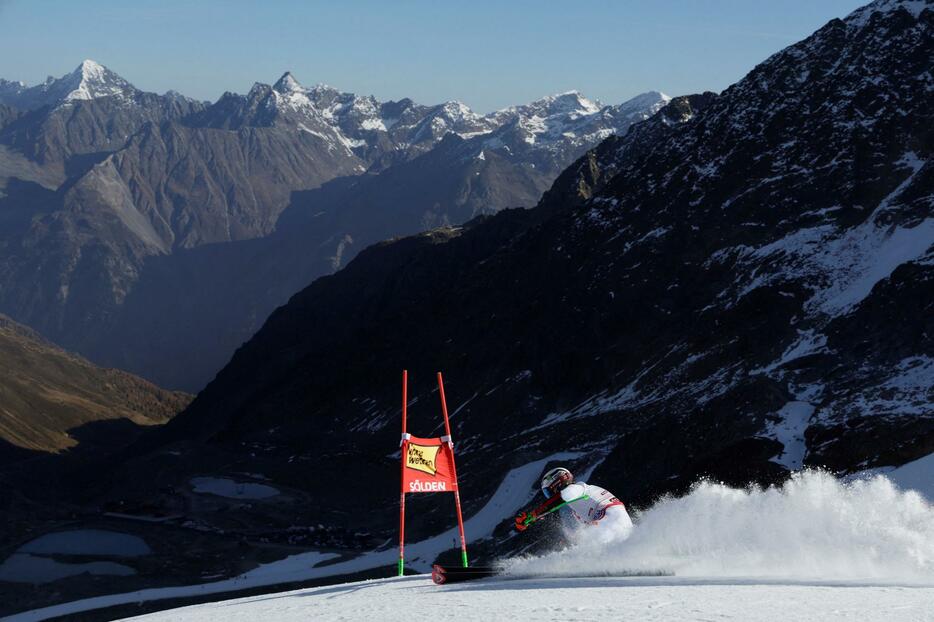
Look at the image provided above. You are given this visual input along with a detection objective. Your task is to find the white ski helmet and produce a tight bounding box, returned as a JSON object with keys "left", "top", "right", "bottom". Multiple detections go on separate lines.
{"left": 541, "top": 467, "right": 573, "bottom": 497}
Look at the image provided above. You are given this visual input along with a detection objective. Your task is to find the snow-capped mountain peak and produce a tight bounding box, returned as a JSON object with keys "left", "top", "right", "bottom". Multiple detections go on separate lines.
{"left": 549, "top": 90, "right": 603, "bottom": 115}
{"left": 58, "top": 59, "right": 135, "bottom": 102}
{"left": 604, "top": 91, "right": 672, "bottom": 125}
{"left": 474, "top": 89, "right": 670, "bottom": 167}
{"left": 157, "top": 70, "right": 669, "bottom": 174}
{"left": 78, "top": 59, "right": 106, "bottom": 80}
{"left": 439, "top": 100, "right": 479, "bottom": 122}
{"left": 273, "top": 71, "right": 303, "bottom": 94}
{"left": 0, "top": 59, "right": 138, "bottom": 110}
{"left": 617, "top": 90, "right": 671, "bottom": 110}
{"left": 492, "top": 90, "right": 604, "bottom": 124}
{"left": 309, "top": 83, "right": 340, "bottom": 97}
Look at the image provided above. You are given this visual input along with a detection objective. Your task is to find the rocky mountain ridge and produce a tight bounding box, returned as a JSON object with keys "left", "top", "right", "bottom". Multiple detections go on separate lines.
{"left": 0, "top": 61, "right": 667, "bottom": 390}
{"left": 191, "top": 69, "right": 668, "bottom": 174}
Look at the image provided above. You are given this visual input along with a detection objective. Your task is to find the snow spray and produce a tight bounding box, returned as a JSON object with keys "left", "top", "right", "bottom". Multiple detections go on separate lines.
{"left": 503, "top": 471, "right": 934, "bottom": 582}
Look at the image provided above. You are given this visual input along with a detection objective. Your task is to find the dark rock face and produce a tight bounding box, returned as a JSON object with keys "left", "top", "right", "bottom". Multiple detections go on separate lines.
{"left": 133, "top": 0, "right": 932, "bottom": 551}
{"left": 0, "top": 62, "right": 666, "bottom": 391}
{"left": 538, "top": 92, "right": 718, "bottom": 212}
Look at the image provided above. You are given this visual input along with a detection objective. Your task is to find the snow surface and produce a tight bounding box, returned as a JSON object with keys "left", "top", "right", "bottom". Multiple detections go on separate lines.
{"left": 886, "top": 452, "right": 934, "bottom": 501}
{"left": 119, "top": 576, "right": 934, "bottom": 622}
{"left": 189, "top": 477, "right": 280, "bottom": 499}
{"left": 859, "top": 452, "right": 934, "bottom": 502}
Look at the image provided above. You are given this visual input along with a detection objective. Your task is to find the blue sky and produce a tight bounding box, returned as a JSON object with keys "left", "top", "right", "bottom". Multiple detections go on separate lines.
{"left": 0, "top": 0, "right": 867, "bottom": 112}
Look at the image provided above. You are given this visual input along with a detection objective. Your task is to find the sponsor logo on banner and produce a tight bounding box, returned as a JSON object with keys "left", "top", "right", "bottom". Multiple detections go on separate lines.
{"left": 406, "top": 443, "right": 440, "bottom": 476}
{"left": 409, "top": 479, "right": 448, "bottom": 492}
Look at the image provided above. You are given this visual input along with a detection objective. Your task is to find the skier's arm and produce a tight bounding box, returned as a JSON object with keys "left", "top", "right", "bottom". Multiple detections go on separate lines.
{"left": 514, "top": 495, "right": 563, "bottom": 532}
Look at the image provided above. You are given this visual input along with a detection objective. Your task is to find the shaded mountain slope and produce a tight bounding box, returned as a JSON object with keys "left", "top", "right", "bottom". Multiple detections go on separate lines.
{"left": 0, "top": 314, "right": 190, "bottom": 453}
{"left": 77, "top": 132, "right": 550, "bottom": 390}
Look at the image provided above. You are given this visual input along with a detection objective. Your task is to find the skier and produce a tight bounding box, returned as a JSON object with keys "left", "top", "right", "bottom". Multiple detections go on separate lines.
{"left": 514, "top": 467, "right": 633, "bottom": 537}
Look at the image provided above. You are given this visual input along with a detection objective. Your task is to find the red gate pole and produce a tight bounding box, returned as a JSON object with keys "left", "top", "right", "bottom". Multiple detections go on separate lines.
{"left": 398, "top": 370, "right": 408, "bottom": 576}
{"left": 437, "top": 371, "right": 468, "bottom": 568}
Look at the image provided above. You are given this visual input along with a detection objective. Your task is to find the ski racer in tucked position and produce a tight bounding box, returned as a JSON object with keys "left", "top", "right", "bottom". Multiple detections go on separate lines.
{"left": 514, "top": 467, "right": 633, "bottom": 537}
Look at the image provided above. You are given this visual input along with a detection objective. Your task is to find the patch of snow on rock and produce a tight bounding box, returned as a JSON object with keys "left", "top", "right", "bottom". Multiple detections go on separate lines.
{"left": 764, "top": 401, "right": 815, "bottom": 470}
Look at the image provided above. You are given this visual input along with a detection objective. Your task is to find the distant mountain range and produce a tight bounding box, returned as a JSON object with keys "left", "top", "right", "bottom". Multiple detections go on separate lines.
{"left": 0, "top": 61, "right": 667, "bottom": 391}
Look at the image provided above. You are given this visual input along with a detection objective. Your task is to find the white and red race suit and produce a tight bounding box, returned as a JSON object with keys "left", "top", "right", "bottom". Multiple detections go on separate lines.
{"left": 556, "top": 482, "right": 632, "bottom": 530}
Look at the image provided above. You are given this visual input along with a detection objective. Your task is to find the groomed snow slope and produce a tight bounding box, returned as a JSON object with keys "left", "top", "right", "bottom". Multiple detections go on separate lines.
{"left": 120, "top": 575, "right": 934, "bottom": 622}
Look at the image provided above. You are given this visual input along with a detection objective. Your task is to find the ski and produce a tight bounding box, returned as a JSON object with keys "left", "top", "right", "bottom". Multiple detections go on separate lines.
{"left": 431, "top": 564, "right": 500, "bottom": 585}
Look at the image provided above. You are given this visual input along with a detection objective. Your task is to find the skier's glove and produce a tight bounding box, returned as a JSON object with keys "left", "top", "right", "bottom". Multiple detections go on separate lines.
{"left": 514, "top": 511, "right": 531, "bottom": 532}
